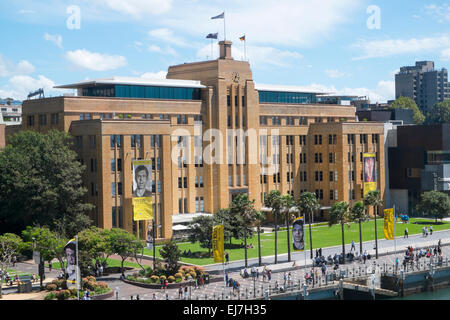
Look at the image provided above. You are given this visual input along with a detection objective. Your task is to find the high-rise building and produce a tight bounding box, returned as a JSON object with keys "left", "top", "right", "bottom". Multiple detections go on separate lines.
{"left": 395, "top": 61, "right": 450, "bottom": 113}
{"left": 8, "top": 42, "right": 386, "bottom": 239}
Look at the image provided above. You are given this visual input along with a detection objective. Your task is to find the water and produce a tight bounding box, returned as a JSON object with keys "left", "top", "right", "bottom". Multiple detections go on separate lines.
{"left": 391, "top": 286, "right": 450, "bottom": 300}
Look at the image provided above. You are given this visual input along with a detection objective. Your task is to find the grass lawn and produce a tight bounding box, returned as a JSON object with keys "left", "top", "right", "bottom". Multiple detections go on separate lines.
{"left": 144, "top": 217, "right": 450, "bottom": 266}
{"left": 47, "top": 258, "right": 143, "bottom": 270}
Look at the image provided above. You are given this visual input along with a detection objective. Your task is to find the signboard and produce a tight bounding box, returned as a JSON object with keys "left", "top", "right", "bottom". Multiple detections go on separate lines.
{"left": 363, "top": 153, "right": 377, "bottom": 196}
{"left": 292, "top": 217, "right": 305, "bottom": 251}
{"left": 132, "top": 160, "right": 153, "bottom": 221}
{"left": 212, "top": 225, "right": 224, "bottom": 263}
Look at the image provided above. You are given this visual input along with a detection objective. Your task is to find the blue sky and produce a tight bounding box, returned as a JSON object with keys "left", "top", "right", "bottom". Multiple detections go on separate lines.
{"left": 1, "top": 0, "right": 450, "bottom": 102}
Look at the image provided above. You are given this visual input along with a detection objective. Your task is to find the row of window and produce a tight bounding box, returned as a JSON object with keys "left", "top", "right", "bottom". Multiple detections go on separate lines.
{"left": 227, "top": 115, "right": 246, "bottom": 127}
{"left": 228, "top": 175, "right": 248, "bottom": 186}
{"left": 227, "top": 95, "right": 246, "bottom": 107}
{"left": 27, "top": 113, "right": 59, "bottom": 127}
{"left": 109, "top": 134, "right": 162, "bottom": 148}
{"left": 178, "top": 197, "right": 205, "bottom": 213}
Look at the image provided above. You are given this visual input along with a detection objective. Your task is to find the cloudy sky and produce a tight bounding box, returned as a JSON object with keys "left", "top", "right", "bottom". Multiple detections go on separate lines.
{"left": 1, "top": 0, "right": 450, "bottom": 102}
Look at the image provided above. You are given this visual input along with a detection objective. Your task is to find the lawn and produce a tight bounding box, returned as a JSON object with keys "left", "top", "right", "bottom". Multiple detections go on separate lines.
{"left": 47, "top": 258, "right": 143, "bottom": 270}
{"left": 144, "top": 217, "right": 450, "bottom": 266}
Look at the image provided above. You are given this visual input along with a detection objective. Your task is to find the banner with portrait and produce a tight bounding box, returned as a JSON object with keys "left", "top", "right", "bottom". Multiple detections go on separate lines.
{"left": 146, "top": 225, "right": 153, "bottom": 250}
{"left": 363, "top": 153, "right": 377, "bottom": 197}
{"left": 292, "top": 217, "right": 305, "bottom": 251}
{"left": 132, "top": 160, "right": 153, "bottom": 221}
{"left": 383, "top": 208, "right": 394, "bottom": 240}
{"left": 64, "top": 238, "right": 80, "bottom": 288}
{"left": 212, "top": 225, "right": 224, "bottom": 263}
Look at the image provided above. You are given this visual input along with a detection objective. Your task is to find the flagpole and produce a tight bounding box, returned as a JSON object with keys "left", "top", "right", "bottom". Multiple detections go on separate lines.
{"left": 244, "top": 38, "right": 247, "bottom": 61}
{"left": 224, "top": 12, "right": 226, "bottom": 41}
{"left": 394, "top": 204, "right": 397, "bottom": 257}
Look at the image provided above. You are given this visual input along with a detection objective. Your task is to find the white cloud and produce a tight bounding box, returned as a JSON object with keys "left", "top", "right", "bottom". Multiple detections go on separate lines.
{"left": 425, "top": 4, "right": 450, "bottom": 23}
{"left": 44, "top": 33, "right": 63, "bottom": 49}
{"left": 0, "top": 75, "right": 61, "bottom": 100}
{"left": 65, "top": 49, "right": 127, "bottom": 71}
{"left": 196, "top": 44, "right": 302, "bottom": 68}
{"left": 325, "top": 69, "right": 348, "bottom": 78}
{"left": 93, "top": 0, "right": 172, "bottom": 19}
{"left": 140, "top": 71, "right": 167, "bottom": 79}
{"left": 441, "top": 48, "right": 450, "bottom": 61}
{"left": 0, "top": 55, "right": 35, "bottom": 77}
{"left": 352, "top": 35, "right": 450, "bottom": 60}
{"left": 162, "top": 0, "right": 360, "bottom": 47}
{"left": 148, "top": 28, "right": 189, "bottom": 47}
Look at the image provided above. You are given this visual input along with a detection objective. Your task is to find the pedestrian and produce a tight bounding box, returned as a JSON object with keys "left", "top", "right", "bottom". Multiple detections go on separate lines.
{"left": 438, "top": 239, "right": 442, "bottom": 248}
{"left": 422, "top": 227, "right": 425, "bottom": 237}
{"left": 130, "top": 295, "right": 134, "bottom": 300}
{"left": 256, "top": 268, "right": 259, "bottom": 279}
{"left": 283, "top": 272, "right": 287, "bottom": 286}
{"left": 288, "top": 272, "right": 292, "bottom": 286}
{"left": 166, "top": 293, "right": 169, "bottom": 300}
{"left": 152, "top": 293, "right": 156, "bottom": 300}
{"left": 363, "top": 251, "right": 367, "bottom": 264}
{"left": 184, "top": 285, "right": 188, "bottom": 300}
{"left": 49, "top": 261, "right": 52, "bottom": 271}
{"left": 268, "top": 269, "right": 272, "bottom": 281}
{"left": 425, "top": 227, "right": 428, "bottom": 237}
{"left": 404, "top": 228, "right": 408, "bottom": 239}
{"left": 225, "top": 252, "right": 229, "bottom": 264}
{"left": 319, "top": 248, "right": 322, "bottom": 257}
{"left": 395, "top": 257, "right": 399, "bottom": 271}
{"left": 164, "top": 278, "right": 168, "bottom": 291}
{"left": 195, "top": 276, "right": 199, "bottom": 289}
{"left": 430, "top": 225, "right": 433, "bottom": 235}
{"left": 225, "top": 272, "right": 229, "bottom": 285}
{"left": 136, "top": 294, "right": 140, "bottom": 300}
{"left": 178, "top": 285, "right": 183, "bottom": 299}
{"left": 99, "top": 264, "right": 103, "bottom": 276}
{"left": 351, "top": 240, "right": 355, "bottom": 252}
{"left": 262, "top": 269, "right": 267, "bottom": 282}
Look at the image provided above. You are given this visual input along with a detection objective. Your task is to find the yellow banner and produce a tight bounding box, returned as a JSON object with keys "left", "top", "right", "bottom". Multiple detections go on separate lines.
{"left": 384, "top": 208, "right": 394, "bottom": 240}
{"left": 363, "top": 153, "right": 377, "bottom": 196}
{"left": 212, "top": 225, "right": 224, "bottom": 263}
{"left": 133, "top": 197, "right": 153, "bottom": 221}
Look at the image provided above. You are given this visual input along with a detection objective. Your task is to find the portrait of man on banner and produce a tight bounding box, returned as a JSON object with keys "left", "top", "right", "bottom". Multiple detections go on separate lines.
{"left": 64, "top": 239, "right": 77, "bottom": 282}
{"left": 292, "top": 217, "right": 305, "bottom": 251}
{"left": 133, "top": 164, "right": 152, "bottom": 197}
{"left": 132, "top": 160, "right": 153, "bottom": 221}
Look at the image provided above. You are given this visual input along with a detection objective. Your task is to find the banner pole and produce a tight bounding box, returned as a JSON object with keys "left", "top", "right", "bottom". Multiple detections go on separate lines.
{"left": 394, "top": 205, "right": 396, "bottom": 257}
{"left": 152, "top": 219, "right": 156, "bottom": 270}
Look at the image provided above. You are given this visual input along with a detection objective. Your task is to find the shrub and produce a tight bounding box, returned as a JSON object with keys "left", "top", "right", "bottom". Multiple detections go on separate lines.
{"left": 138, "top": 269, "right": 146, "bottom": 277}
{"left": 44, "top": 292, "right": 56, "bottom": 300}
{"left": 168, "top": 276, "right": 175, "bottom": 283}
{"left": 69, "top": 288, "right": 78, "bottom": 297}
{"left": 45, "top": 283, "right": 57, "bottom": 291}
{"left": 175, "top": 277, "right": 182, "bottom": 283}
{"left": 150, "top": 275, "right": 160, "bottom": 283}
{"left": 159, "top": 275, "right": 166, "bottom": 281}
{"left": 189, "top": 271, "right": 197, "bottom": 279}
{"left": 55, "top": 290, "right": 70, "bottom": 300}
{"left": 145, "top": 266, "right": 153, "bottom": 277}
{"left": 174, "top": 273, "right": 183, "bottom": 279}
{"left": 194, "top": 266, "right": 205, "bottom": 274}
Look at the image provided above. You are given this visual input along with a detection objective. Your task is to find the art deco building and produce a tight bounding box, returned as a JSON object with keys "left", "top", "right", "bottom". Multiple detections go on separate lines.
{"left": 10, "top": 42, "right": 385, "bottom": 240}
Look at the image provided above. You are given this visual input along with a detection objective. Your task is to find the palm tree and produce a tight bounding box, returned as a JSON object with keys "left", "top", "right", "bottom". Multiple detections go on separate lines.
{"left": 230, "top": 194, "right": 256, "bottom": 268}
{"left": 296, "top": 192, "right": 320, "bottom": 259}
{"left": 328, "top": 201, "right": 350, "bottom": 264}
{"left": 349, "top": 201, "right": 367, "bottom": 254}
{"left": 254, "top": 210, "right": 266, "bottom": 266}
{"left": 281, "top": 194, "right": 295, "bottom": 262}
{"left": 264, "top": 190, "right": 283, "bottom": 264}
{"left": 364, "top": 190, "right": 384, "bottom": 259}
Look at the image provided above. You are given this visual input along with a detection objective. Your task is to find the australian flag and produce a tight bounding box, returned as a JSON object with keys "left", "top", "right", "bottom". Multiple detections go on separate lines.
{"left": 206, "top": 33, "right": 218, "bottom": 39}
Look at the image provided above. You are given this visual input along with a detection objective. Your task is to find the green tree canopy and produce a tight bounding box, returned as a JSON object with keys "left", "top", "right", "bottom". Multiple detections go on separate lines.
{"left": 107, "top": 228, "right": 143, "bottom": 275}
{"left": 0, "top": 233, "right": 24, "bottom": 298}
{"left": 426, "top": 100, "right": 450, "bottom": 124}
{"left": 416, "top": 190, "right": 450, "bottom": 222}
{"left": 187, "top": 215, "right": 215, "bottom": 256}
{"left": 390, "top": 96, "right": 425, "bottom": 124}
{"left": 159, "top": 241, "right": 181, "bottom": 275}
{"left": 78, "top": 227, "right": 113, "bottom": 270}
{"left": 0, "top": 130, "right": 93, "bottom": 237}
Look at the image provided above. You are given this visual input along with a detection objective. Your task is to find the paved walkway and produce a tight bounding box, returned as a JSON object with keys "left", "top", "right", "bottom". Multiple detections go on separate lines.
{"left": 3, "top": 228, "right": 449, "bottom": 300}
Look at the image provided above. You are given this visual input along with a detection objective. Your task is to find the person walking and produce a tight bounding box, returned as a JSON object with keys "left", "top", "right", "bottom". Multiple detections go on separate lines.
{"left": 184, "top": 285, "right": 188, "bottom": 300}
{"left": 430, "top": 225, "right": 433, "bottom": 235}
{"left": 351, "top": 240, "right": 356, "bottom": 252}
{"left": 404, "top": 228, "right": 408, "bottom": 239}
{"left": 178, "top": 285, "right": 183, "bottom": 299}
{"left": 49, "top": 261, "right": 52, "bottom": 271}
{"left": 283, "top": 272, "right": 287, "bottom": 286}
{"left": 225, "top": 252, "right": 229, "bottom": 264}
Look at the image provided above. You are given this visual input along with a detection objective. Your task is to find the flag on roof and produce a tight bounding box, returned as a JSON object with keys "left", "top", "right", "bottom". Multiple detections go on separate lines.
{"left": 206, "top": 33, "right": 218, "bottom": 39}
{"left": 211, "top": 12, "right": 225, "bottom": 19}
{"left": 239, "top": 35, "right": 246, "bottom": 41}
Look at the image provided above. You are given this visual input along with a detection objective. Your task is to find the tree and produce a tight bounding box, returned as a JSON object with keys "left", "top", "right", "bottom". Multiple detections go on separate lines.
{"left": 390, "top": 96, "right": 425, "bottom": 124}
{"left": 426, "top": 100, "right": 450, "bottom": 124}
{"left": 416, "top": 191, "right": 450, "bottom": 223}
{"left": 254, "top": 210, "right": 266, "bottom": 267}
{"left": 159, "top": 241, "right": 181, "bottom": 275}
{"left": 281, "top": 194, "right": 295, "bottom": 263}
{"left": 0, "top": 130, "right": 93, "bottom": 237}
{"left": 78, "top": 227, "right": 113, "bottom": 271}
{"left": 364, "top": 190, "right": 384, "bottom": 259}
{"left": 0, "top": 233, "right": 23, "bottom": 298}
{"left": 230, "top": 194, "right": 256, "bottom": 268}
{"left": 328, "top": 201, "right": 350, "bottom": 264}
{"left": 213, "top": 208, "right": 235, "bottom": 245}
{"left": 264, "top": 190, "right": 283, "bottom": 264}
{"left": 21, "top": 226, "right": 67, "bottom": 274}
{"left": 107, "top": 228, "right": 143, "bottom": 276}
{"left": 297, "top": 192, "right": 320, "bottom": 259}
{"left": 349, "top": 202, "right": 367, "bottom": 254}
{"left": 187, "top": 215, "right": 215, "bottom": 257}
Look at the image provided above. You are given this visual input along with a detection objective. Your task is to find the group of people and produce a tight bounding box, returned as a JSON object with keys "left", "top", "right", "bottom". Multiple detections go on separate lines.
{"left": 177, "top": 284, "right": 189, "bottom": 300}
{"left": 2, "top": 273, "right": 38, "bottom": 286}
{"left": 422, "top": 226, "right": 433, "bottom": 237}
{"left": 400, "top": 241, "right": 444, "bottom": 270}
{"left": 241, "top": 266, "right": 272, "bottom": 282}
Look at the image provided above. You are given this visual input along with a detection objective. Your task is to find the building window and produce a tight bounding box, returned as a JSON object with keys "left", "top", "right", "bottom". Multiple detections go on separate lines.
{"left": 314, "top": 135, "right": 322, "bottom": 145}
{"left": 27, "top": 115, "right": 35, "bottom": 127}
{"left": 111, "top": 183, "right": 116, "bottom": 196}
{"left": 260, "top": 116, "right": 267, "bottom": 125}
{"left": 299, "top": 135, "right": 306, "bottom": 145}
{"left": 111, "top": 159, "right": 116, "bottom": 172}
{"left": 360, "top": 134, "right": 367, "bottom": 144}
{"left": 178, "top": 177, "right": 183, "bottom": 189}
{"left": 347, "top": 134, "right": 355, "bottom": 144}
{"left": 51, "top": 113, "right": 59, "bottom": 125}
{"left": 39, "top": 114, "right": 47, "bottom": 125}
{"left": 75, "top": 136, "right": 83, "bottom": 148}
{"left": 372, "top": 134, "right": 379, "bottom": 144}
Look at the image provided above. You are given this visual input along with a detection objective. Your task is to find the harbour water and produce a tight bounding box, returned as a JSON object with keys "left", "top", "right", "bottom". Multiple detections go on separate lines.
{"left": 391, "top": 286, "right": 450, "bottom": 300}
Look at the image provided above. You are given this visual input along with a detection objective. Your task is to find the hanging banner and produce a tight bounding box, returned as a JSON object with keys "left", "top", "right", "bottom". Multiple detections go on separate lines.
{"left": 384, "top": 208, "right": 394, "bottom": 240}
{"left": 212, "top": 225, "right": 224, "bottom": 263}
{"left": 64, "top": 238, "right": 78, "bottom": 285}
{"left": 146, "top": 225, "right": 153, "bottom": 250}
{"left": 363, "top": 153, "right": 377, "bottom": 197}
{"left": 132, "top": 160, "right": 153, "bottom": 221}
{"left": 292, "top": 217, "right": 305, "bottom": 251}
